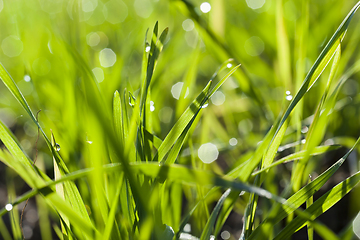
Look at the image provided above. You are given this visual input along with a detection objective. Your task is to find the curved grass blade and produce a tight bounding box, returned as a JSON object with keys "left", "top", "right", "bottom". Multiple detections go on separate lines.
{"left": 252, "top": 145, "right": 340, "bottom": 176}
{"left": 274, "top": 169, "right": 360, "bottom": 240}
{"left": 273, "top": 1, "right": 360, "bottom": 140}
{"left": 0, "top": 63, "right": 92, "bottom": 226}
{"left": 155, "top": 62, "right": 240, "bottom": 164}
{"left": 154, "top": 80, "right": 212, "bottom": 162}
{"left": 0, "top": 150, "right": 97, "bottom": 238}
{"left": 292, "top": 43, "right": 341, "bottom": 191}
{"left": 200, "top": 189, "right": 231, "bottom": 240}
{"left": 248, "top": 136, "right": 360, "bottom": 240}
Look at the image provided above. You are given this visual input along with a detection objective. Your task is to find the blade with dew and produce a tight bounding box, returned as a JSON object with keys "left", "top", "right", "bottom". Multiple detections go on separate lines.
{"left": 153, "top": 80, "right": 212, "bottom": 162}
{"left": 274, "top": 169, "right": 360, "bottom": 240}
{"left": 291, "top": 43, "right": 341, "bottom": 191}
{"left": 272, "top": 1, "right": 360, "bottom": 141}
{"left": 200, "top": 189, "right": 232, "bottom": 240}
{"left": 0, "top": 63, "right": 92, "bottom": 226}
{"left": 247, "top": 136, "right": 360, "bottom": 240}
{"left": 154, "top": 61, "right": 240, "bottom": 163}
{"left": 0, "top": 147, "right": 97, "bottom": 238}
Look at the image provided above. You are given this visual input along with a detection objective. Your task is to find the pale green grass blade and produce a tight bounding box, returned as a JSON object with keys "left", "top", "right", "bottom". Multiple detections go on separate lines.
{"left": 276, "top": 0, "right": 292, "bottom": 90}
{"left": 273, "top": 2, "right": 360, "bottom": 139}
{"left": 292, "top": 44, "right": 341, "bottom": 190}
{"left": 0, "top": 150, "right": 97, "bottom": 238}
{"left": 140, "top": 22, "right": 168, "bottom": 127}
{"left": 176, "top": 46, "right": 201, "bottom": 118}
{"left": 113, "top": 90, "right": 124, "bottom": 143}
{"left": 51, "top": 133, "right": 69, "bottom": 235}
{"left": 0, "top": 63, "right": 91, "bottom": 226}
{"left": 8, "top": 184, "right": 22, "bottom": 240}
{"left": 0, "top": 118, "right": 95, "bottom": 238}
{"left": 227, "top": 118, "right": 279, "bottom": 181}
{"left": 162, "top": 62, "right": 240, "bottom": 164}
{"left": 144, "top": 128, "right": 163, "bottom": 149}
{"left": 200, "top": 189, "right": 231, "bottom": 240}
{"left": 102, "top": 177, "right": 123, "bottom": 240}
{"left": 248, "top": 136, "right": 360, "bottom": 240}
{"left": 208, "top": 61, "right": 240, "bottom": 97}
{"left": 274, "top": 169, "right": 360, "bottom": 240}
{"left": 252, "top": 145, "right": 340, "bottom": 176}
{"left": 262, "top": 120, "right": 289, "bottom": 171}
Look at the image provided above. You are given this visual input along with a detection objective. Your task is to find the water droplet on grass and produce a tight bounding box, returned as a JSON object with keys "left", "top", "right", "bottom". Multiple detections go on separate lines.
{"left": 5, "top": 204, "right": 13, "bottom": 211}
{"left": 129, "top": 92, "right": 136, "bottom": 107}
{"left": 286, "top": 95, "right": 293, "bottom": 101}
{"left": 55, "top": 143, "right": 61, "bottom": 152}
{"left": 301, "top": 126, "right": 308, "bottom": 133}
{"left": 201, "top": 102, "right": 209, "bottom": 108}
{"left": 24, "top": 75, "right": 31, "bottom": 82}
{"left": 285, "top": 90, "right": 293, "bottom": 101}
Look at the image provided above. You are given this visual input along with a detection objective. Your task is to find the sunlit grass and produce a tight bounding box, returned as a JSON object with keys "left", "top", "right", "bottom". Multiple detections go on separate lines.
{"left": 0, "top": 0, "right": 360, "bottom": 239}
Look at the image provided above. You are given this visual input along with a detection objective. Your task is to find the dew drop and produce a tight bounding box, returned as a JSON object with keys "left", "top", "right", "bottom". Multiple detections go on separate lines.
{"left": 24, "top": 75, "right": 31, "bottom": 82}
{"left": 86, "top": 141, "right": 93, "bottom": 144}
{"left": 145, "top": 45, "right": 151, "bottom": 52}
{"left": 286, "top": 95, "right": 293, "bottom": 101}
{"left": 55, "top": 143, "right": 60, "bottom": 152}
{"left": 128, "top": 92, "right": 136, "bottom": 107}
{"left": 226, "top": 63, "right": 232, "bottom": 68}
{"left": 201, "top": 102, "right": 209, "bottom": 108}
{"left": 301, "top": 126, "right": 309, "bottom": 134}
{"left": 5, "top": 203, "right": 13, "bottom": 211}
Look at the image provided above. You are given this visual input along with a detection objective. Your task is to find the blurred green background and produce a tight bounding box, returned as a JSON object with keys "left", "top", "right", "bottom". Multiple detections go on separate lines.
{"left": 1, "top": 0, "right": 360, "bottom": 239}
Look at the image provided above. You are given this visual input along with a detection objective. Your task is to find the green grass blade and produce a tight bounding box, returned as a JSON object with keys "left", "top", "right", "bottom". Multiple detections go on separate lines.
{"left": 102, "top": 177, "right": 123, "bottom": 240}
{"left": 273, "top": 2, "right": 360, "bottom": 139}
{"left": 252, "top": 145, "right": 340, "bottom": 176}
{"left": 248, "top": 136, "right": 360, "bottom": 240}
{"left": 292, "top": 44, "right": 342, "bottom": 190}
{"left": 0, "top": 63, "right": 92, "bottom": 227}
{"left": 113, "top": 90, "right": 124, "bottom": 143}
{"left": 200, "top": 189, "right": 231, "bottom": 240}
{"left": 154, "top": 80, "right": 212, "bottom": 162}
{"left": 274, "top": 169, "right": 360, "bottom": 240}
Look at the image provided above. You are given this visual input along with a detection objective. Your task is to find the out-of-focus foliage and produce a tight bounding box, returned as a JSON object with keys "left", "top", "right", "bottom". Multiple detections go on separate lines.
{"left": 0, "top": 0, "right": 360, "bottom": 239}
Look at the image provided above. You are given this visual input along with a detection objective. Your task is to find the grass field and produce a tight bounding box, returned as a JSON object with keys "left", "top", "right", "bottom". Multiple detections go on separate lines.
{"left": 1, "top": 0, "right": 360, "bottom": 239}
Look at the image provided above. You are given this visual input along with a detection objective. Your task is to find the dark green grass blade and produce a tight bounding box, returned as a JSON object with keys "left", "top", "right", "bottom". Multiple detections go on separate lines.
{"left": 200, "top": 189, "right": 231, "bottom": 240}
{"left": 248, "top": 136, "right": 360, "bottom": 240}
{"left": 274, "top": 169, "right": 360, "bottom": 240}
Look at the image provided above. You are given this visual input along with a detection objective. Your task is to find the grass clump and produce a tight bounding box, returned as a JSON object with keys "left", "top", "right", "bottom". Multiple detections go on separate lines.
{"left": 1, "top": 1, "right": 360, "bottom": 240}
